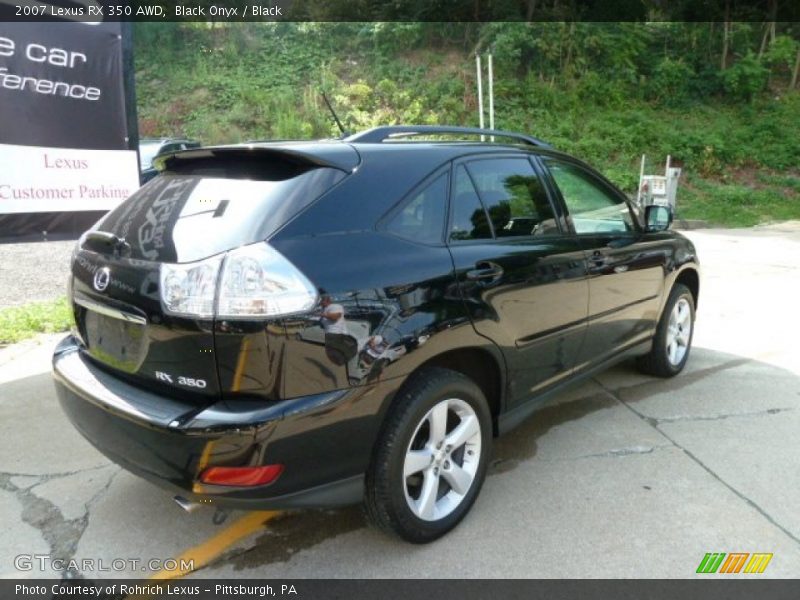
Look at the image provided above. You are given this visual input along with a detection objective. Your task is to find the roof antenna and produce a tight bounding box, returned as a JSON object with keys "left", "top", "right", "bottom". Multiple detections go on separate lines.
{"left": 321, "top": 90, "right": 347, "bottom": 138}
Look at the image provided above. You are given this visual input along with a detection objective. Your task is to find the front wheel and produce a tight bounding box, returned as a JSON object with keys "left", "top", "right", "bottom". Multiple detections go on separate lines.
{"left": 637, "top": 282, "right": 695, "bottom": 377}
{"left": 364, "top": 367, "right": 492, "bottom": 543}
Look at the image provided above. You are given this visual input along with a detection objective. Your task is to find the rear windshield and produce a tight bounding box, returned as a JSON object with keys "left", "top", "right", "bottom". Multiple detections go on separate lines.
{"left": 96, "top": 166, "right": 345, "bottom": 263}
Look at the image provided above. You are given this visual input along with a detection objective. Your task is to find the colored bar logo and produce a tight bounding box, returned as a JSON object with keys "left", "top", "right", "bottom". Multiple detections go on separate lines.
{"left": 697, "top": 552, "right": 773, "bottom": 574}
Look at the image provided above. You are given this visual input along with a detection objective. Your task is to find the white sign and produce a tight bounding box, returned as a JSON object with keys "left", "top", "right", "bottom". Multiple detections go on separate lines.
{"left": 0, "top": 142, "right": 139, "bottom": 213}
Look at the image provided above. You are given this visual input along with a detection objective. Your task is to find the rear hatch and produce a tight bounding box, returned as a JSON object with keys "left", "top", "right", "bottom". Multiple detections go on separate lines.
{"left": 70, "top": 145, "right": 356, "bottom": 401}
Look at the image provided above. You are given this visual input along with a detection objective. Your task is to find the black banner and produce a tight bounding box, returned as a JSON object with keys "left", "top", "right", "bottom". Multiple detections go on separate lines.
{"left": 3, "top": 579, "right": 800, "bottom": 600}
{"left": 0, "top": 20, "right": 138, "bottom": 239}
{"left": 0, "top": 22, "right": 128, "bottom": 150}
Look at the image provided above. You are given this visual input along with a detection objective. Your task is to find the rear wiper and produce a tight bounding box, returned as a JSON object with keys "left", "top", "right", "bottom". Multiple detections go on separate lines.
{"left": 179, "top": 199, "right": 230, "bottom": 219}
{"left": 82, "top": 231, "right": 132, "bottom": 258}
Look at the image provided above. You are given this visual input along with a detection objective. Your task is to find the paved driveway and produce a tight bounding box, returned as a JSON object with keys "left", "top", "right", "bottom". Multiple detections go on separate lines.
{"left": 1, "top": 223, "right": 799, "bottom": 579}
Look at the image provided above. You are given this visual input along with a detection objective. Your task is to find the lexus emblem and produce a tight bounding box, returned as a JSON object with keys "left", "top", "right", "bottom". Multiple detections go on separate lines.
{"left": 93, "top": 267, "right": 111, "bottom": 292}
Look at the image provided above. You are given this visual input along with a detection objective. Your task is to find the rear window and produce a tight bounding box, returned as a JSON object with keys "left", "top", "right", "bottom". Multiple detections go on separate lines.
{"left": 97, "top": 164, "right": 345, "bottom": 263}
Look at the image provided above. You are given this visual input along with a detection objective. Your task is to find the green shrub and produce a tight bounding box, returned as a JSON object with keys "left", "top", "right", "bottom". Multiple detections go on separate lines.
{"left": 649, "top": 57, "right": 695, "bottom": 105}
{"left": 721, "top": 53, "right": 769, "bottom": 101}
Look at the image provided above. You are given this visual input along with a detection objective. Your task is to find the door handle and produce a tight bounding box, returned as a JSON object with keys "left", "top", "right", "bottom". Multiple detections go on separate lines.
{"left": 590, "top": 250, "right": 607, "bottom": 266}
{"left": 466, "top": 262, "right": 504, "bottom": 282}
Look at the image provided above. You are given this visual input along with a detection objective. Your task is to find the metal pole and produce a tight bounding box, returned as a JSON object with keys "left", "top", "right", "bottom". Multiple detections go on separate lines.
{"left": 121, "top": 23, "right": 140, "bottom": 185}
{"left": 665, "top": 155, "right": 674, "bottom": 211}
{"left": 475, "top": 53, "right": 484, "bottom": 140}
{"left": 488, "top": 52, "right": 495, "bottom": 141}
{"left": 637, "top": 154, "right": 646, "bottom": 206}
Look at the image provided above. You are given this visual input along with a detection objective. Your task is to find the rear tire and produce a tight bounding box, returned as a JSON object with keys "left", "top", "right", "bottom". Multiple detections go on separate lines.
{"left": 637, "top": 283, "right": 695, "bottom": 377}
{"left": 364, "top": 367, "right": 492, "bottom": 543}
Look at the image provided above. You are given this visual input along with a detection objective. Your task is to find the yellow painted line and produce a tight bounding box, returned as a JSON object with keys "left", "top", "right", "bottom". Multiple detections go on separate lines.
{"left": 231, "top": 339, "right": 251, "bottom": 392}
{"left": 192, "top": 440, "right": 217, "bottom": 494}
{"left": 196, "top": 441, "right": 215, "bottom": 473}
{"left": 149, "top": 510, "right": 280, "bottom": 582}
{"left": 125, "top": 509, "right": 279, "bottom": 600}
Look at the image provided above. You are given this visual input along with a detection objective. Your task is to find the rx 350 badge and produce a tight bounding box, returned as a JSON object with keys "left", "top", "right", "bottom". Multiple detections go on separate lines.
{"left": 155, "top": 371, "right": 207, "bottom": 389}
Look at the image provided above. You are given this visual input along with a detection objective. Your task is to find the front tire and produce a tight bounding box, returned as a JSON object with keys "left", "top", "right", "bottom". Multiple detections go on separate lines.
{"left": 637, "top": 283, "right": 695, "bottom": 377}
{"left": 364, "top": 367, "right": 492, "bottom": 543}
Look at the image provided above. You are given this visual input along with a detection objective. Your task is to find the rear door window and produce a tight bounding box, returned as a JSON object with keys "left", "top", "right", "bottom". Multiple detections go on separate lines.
{"left": 449, "top": 165, "right": 492, "bottom": 241}
{"left": 465, "top": 158, "right": 559, "bottom": 238}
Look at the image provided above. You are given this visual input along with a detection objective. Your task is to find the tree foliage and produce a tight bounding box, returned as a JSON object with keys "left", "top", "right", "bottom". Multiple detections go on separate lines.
{"left": 133, "top": 21, "right": 800, "bottom": 226}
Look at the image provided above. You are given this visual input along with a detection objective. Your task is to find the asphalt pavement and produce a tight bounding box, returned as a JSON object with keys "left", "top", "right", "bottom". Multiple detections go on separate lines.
{"left": 0, "top": 240, "right": 73, "bottom": 307}
{"left": 1, "top": 223, "right": 799, "bottom": 579}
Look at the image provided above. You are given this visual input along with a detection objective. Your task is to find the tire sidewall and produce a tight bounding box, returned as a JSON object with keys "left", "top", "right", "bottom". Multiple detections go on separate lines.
{"left": 658, "top": 285, "right": 695, "bottom": 375}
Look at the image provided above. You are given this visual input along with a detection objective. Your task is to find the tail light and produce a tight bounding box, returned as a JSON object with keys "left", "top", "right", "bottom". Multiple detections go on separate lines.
{"left": 199, "top": 464, "right": 284, "bottom": 487}
{"left": 217, "top": 243, "right": 317, "bottom": 317}
{"left": 160, "top": 256, "right": 222, "bottom": 318}
{"left": 159, "top": 242, "right": 317, "bottom": 318}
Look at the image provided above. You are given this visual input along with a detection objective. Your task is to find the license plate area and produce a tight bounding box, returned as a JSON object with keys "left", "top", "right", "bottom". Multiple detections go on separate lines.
{"left": 84, "top": 310, "right": 150, "bottom": 373}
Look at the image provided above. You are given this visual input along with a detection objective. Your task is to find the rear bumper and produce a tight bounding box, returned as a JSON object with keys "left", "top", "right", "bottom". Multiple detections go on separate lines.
{"left": 52, "top": 335, "right": 399, "bottom": 509}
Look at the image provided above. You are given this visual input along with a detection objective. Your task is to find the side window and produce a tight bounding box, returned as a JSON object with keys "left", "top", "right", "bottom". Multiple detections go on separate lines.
{"left": 385, "top": 173, "right": 447, "bottom": 244}
{"left": 465, "top": 158, "right": 558, "bottom": 237}
{"left": 449, "top": 165, "right": 492, "bottom": 241}
{"left": 544, "top": 159, "right": 634, "bottom": 234}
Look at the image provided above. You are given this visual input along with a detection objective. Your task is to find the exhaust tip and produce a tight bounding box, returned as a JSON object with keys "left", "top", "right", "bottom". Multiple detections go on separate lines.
{"left": 173, "top": 495, "right": 202, "bottom": 513}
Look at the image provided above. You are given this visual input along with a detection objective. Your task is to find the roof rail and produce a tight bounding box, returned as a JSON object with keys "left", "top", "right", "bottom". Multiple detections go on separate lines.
{"left": 345, "top": 125, "right": 552, "bottom": 149}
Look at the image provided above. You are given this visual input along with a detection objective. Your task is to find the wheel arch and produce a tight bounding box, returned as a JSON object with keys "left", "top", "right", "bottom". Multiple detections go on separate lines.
{"left": 387, "top": 346, "right": 505, "bottom": 436}
{"left": 675, "top": 266, "right": 700, "bottom": 309}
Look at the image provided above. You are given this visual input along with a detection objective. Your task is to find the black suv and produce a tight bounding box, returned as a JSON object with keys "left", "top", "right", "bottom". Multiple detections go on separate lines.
{"left": 53, "top": 126, "right": 699, "bottom": 543}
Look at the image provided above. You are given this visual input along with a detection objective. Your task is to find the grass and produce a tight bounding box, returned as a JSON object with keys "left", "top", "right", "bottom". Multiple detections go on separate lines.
{"left": 678, "top": 173, "right": 800, "bottom": 227}
{"left": 0, "top": 297, "right": 73, "bottom": 346}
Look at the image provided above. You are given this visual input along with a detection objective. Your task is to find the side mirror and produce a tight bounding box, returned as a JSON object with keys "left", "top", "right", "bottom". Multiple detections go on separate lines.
{"left": 644, "top": 205, "right": 672, "bottom": 233}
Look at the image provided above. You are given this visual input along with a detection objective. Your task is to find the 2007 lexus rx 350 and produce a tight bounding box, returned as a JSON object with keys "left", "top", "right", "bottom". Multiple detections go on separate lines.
{"left": 53, "top": 126, "right": 699, "bottom": 543}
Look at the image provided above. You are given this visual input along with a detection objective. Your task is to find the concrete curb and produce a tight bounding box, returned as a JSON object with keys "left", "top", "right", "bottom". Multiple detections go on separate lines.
{"left": 673, "top": 218, "right": 711, "bottom": 231}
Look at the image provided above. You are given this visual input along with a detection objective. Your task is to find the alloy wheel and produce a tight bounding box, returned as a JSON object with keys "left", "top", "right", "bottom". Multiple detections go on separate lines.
{"left": 402, "top": 398, "right": 482, "bottom": 521}
{"left": 666, "top": 297, "right": 692, "bottom": 366}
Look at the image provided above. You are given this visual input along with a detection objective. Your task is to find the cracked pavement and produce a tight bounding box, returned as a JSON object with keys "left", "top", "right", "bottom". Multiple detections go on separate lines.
{"left": 1, "top": 222, "right": 799, "bottom": 578}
